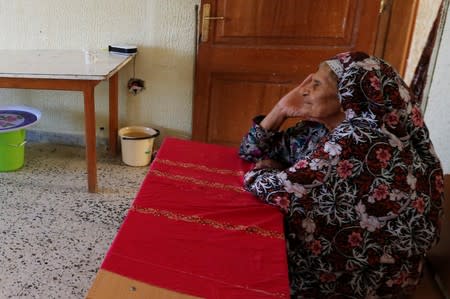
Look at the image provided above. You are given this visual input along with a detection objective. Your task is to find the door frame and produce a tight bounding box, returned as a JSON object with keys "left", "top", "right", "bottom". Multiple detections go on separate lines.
{"left": 374, "top": 0, "right": 420, "bottom": 77}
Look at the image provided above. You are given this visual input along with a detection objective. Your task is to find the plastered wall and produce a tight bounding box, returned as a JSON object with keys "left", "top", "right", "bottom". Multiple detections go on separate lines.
{"left": 0, "top": 0, "right": 200, "bottom": 139}
{"left": 426, "top": 7, "right": 450, "bottom": 174}
{"left": 0, "top": 1, "right": 449, "bottom": 173}
{"left": 403, "top": 0, "right": 450, "bottom": 174}
{"left": 404, "top": 0, "right": 441, "bottom": 84}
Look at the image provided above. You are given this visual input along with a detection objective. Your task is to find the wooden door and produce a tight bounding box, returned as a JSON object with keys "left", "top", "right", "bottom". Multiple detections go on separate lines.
{"left": 374, "top": 0, "right": 419, "bottom": 77}
{"left": 193, "top": 0, "right": 382, "bottom": 146}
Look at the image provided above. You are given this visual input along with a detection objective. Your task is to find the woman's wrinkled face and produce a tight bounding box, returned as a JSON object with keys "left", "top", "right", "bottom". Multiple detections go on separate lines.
{"left": 299, "top": 63, "right": 342, "bottom": 126}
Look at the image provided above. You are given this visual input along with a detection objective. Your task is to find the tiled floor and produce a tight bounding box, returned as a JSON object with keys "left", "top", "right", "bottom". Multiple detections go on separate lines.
{"left": 0, "top": 143, "right": 148, "bottom": 298}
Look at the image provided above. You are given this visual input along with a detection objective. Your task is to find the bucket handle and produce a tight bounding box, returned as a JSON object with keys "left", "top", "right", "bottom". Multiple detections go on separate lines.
{"left": 122, "top": 128, "right": 160, "bottom": 140}
{"left": 2, "top": 140, "right": 27, "bottom": 147}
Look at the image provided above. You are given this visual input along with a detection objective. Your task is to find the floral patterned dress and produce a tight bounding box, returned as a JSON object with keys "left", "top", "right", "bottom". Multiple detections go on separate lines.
{"left": 239, "top": 52, "right": 444, "bottom": 299}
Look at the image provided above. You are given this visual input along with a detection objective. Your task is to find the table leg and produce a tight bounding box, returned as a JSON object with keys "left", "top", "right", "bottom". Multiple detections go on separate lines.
{"left": 109, "top": 73, "right": 119, "bottom": 155}
{"left": 84, "top": 86, "right": 98, "bottom": 193}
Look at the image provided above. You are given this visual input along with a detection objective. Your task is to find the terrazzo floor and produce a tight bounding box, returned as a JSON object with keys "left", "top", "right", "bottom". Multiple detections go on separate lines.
{"left": 0, "top": 142, "right": 149, "bottom": 298}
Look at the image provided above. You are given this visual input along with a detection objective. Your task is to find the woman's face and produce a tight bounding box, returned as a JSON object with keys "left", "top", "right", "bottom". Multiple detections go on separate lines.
{"left": 300, "top": 64, "right": 343, "bottom": 128}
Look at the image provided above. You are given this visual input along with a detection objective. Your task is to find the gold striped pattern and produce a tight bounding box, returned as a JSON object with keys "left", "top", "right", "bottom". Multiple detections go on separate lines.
{"left": 131, "top": 205, "right": 284, "bottom": 240}
{"left": 156, "top": 158, "right": 245, "bottom": 176}
{"left": 150, "top": 169, "right": 246, "bottom": 193}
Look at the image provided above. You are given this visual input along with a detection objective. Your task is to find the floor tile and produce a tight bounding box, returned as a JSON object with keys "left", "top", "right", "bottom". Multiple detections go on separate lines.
{"left": 0, "top": 142, "right": 147, "bottom": 298}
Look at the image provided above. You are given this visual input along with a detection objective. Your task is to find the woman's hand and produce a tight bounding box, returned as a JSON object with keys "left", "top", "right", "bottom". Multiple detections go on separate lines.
{"left": 276, "top": 74, "right": 312, "bottom": 119}
{"left": 260, "top": 75, "right": 312, "bottom": 131}
{"left": 254, "top": 159, "right": 286, "bottom": 170}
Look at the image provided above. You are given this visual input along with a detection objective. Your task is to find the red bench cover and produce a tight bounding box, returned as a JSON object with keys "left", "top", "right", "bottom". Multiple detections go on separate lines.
{"left": 101, "top": 137, "right": 290, "bottom": 298}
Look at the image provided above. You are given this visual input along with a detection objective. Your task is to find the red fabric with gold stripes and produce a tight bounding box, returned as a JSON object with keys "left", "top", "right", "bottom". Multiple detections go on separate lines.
{"left": 101, "top": 137, "right": 290, "bottom": 298}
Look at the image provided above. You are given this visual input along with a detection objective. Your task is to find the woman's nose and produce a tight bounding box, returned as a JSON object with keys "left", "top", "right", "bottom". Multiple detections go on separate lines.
{"left": 300, "top": 87, "right": 309, "bottom": 96}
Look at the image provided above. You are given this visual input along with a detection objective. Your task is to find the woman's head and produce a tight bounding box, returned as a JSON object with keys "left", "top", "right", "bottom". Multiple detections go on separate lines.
{"left": 325, "top": 51, "right": 414, "bottom": 127}
{"left": 299, "top": 62, "right": 343, "bottom": 130}
{"left": 323, "top": 52, "right": 437, "bottom": 166}
{"left": 298, "top": 51, "right": 416, "bottom": 132}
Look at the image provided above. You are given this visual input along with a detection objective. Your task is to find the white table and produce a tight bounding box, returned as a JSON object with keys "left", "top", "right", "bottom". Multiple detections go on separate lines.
{"left": 0, "top": 49, "right": 134, "bottom": 192}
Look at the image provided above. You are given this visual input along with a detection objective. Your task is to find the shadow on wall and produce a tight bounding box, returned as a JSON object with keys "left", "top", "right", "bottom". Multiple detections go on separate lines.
{"left": 136, "top": 126, "right": 191, "bottom": 152}
{"left": 124, "top": 45, "right": 195, "bottom": 142}
{"left": 0, "top": 77, "right": 124, "bottom": 137}
{"left": 128, "top": 0, "right": 198, "bottom": 129}
{"left": 0, "top": 89, "right": 33, "bottom": 107}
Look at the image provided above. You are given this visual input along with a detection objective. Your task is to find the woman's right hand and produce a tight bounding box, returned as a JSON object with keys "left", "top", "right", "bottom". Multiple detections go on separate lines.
{"left": 259, "top": 74, "right": 312, "bottom": 131}
{"left": 276, "top": 74, "right": 312, "bottom": 119}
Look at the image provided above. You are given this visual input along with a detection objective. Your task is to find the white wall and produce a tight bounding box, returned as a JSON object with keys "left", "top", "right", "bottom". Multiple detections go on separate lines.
{"left": 1, "top": 1, "right": 448, "bottom": 173}
{"left": 403, "top": 0, "right": 450, "bottom": 174}
{"left": 426, "top": 7, "right": 450, "bottom": 174}
{"left": 0, "top": 0, "right": 200, "bottom": 139}
{"left": 404, "top": 0, "right": 441, "bottom": 84}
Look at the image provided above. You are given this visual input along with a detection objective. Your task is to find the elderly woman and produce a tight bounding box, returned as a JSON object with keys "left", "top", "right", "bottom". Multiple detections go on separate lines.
{"left": 239, "top": 52, "right": 444, "bottom": 298}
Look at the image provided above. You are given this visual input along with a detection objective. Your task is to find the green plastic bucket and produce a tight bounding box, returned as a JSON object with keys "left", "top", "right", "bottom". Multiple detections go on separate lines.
{"left": 0, "top": 129, "right": 26, "bottom": 171}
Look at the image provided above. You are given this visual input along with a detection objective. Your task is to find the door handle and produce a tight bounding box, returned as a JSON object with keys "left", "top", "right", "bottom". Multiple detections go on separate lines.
{"left": 379, "top": 0, "right": 387, "bottom": 14}
{"left": 201, "top": 4, "right": 225, "bottom": 42}
{"left": 204, "top": 16, "right": 225, "bottom": 20}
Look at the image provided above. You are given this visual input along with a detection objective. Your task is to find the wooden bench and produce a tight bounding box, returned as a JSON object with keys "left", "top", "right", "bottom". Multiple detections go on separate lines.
{"left": 86, "top": 138, "right": 290, "bottom": 298}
